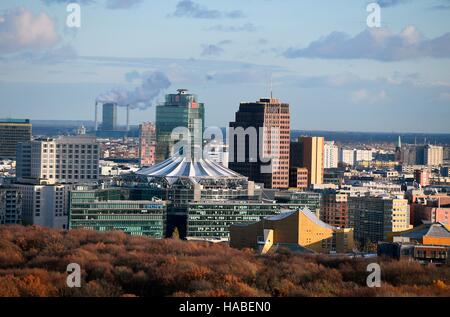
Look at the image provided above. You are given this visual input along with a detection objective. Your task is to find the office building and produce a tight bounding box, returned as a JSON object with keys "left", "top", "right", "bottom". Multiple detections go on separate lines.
{"left": 102, "top": 103, "right": 118, "bottom": 131}
{"left": 324, "top": 141, "right": 339, "bottom": 169}
{"left": 69, "top": 186, "right": 167, "bottom": 238}
{"left": 0, "top": 186, "right": 22, "bottom": 224}
{"left": 187, "top": 200, "right": 283, "bottom": 241}
{"left": 127, "top": 154, "right": 256, "bottom": 238}
{"left": 290, "top": 136, "right": 324, "bottom": 186}
{"left": 289, "top": 167, "right": 308, "bottom": 189}
{"left": 139, "top": 122, "right": 156, "bottom": 167}
{"left": 229, "top": 97, "right": 290, "bottom": 189}
{"left": 230, "top": 209, "right": 354, "bottom": 254}
{"left": 274, "top": 190, "right": 322, "bottom": 215}
{"left": 16, "top": 136, "right": 99, "bottom": 185}
{"left": 321, "top": 191, "right": 349, "bottom": 228}
{"left": 155, "top": 89, "right": 205, "bottom": 162}
{"left": 14, "top": 183, "right": 71, "bottom": 229}
{"left": 348, "top": 195, "right": 412, "bottom": 245}
{"left": 0, "top": 119, "right": 32, "bottom": 159}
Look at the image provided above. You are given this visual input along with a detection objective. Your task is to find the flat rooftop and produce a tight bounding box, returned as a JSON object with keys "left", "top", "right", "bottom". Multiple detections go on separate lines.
{"left": 0, "top": 119, "right": 30, "bottom": 124}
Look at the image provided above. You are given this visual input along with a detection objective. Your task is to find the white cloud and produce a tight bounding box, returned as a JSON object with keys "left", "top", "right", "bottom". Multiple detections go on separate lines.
{"left": 0, "top": 8, "right": 59, "bottom": 54}
{"left": 350, "top": 89, "right": 388, "bottom": 104}
{"left": 284, "top": 26, "right": 450, "bottom": 61}
{"left": 172, "top": 0, "right": 244, "bottom": 19}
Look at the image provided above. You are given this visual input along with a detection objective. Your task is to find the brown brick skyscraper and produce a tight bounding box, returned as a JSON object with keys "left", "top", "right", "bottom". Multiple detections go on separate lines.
{"left": 229, "top": 97, "right": 290, "bottom": 189}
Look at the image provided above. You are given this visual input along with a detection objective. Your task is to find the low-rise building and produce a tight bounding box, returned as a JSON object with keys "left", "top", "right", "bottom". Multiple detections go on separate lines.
{"left": 379, "top": 222, "right": 450, "bottom": 264}
{"left": 14, "top": 183, "right": 72, "bottom": 229}
{"left": 230, "top": 209, "right": 354, "bottom": 254}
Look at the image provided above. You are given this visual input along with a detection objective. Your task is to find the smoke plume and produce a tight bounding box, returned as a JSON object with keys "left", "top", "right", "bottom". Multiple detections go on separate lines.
{"left": 96, "top": 71, "right": 171, "bottom": 109}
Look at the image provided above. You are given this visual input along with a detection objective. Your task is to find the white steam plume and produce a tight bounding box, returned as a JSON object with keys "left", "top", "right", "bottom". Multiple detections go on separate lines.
{"left": 96, "top": 71, "right": 171, "bottom": 109}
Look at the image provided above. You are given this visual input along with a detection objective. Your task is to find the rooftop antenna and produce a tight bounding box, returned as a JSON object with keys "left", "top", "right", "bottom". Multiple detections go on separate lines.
{"left": 267, "top": 73, "right": 273, "bottom": 99}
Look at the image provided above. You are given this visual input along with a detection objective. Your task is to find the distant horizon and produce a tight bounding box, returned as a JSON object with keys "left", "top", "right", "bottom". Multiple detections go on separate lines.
{"left": 19, "top": 118, "right": 450, "bottom": 136}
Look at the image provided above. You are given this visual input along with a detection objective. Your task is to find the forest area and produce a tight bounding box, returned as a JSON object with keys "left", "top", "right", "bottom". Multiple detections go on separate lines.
{"left": 0, "top": 225, "right": 449, "bottom": 297}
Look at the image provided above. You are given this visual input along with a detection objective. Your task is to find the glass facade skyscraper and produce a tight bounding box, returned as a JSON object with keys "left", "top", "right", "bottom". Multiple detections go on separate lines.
{"left": 0, "top": 119, "right": 32, "bottom": 159}
{"left": 155, "top": 89, "right": 205, "bottom": 162}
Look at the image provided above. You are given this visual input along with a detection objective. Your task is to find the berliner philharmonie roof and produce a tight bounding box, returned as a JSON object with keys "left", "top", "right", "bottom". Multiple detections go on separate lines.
{"left": 136, "top": 155, "right": 243, "bottom": 179}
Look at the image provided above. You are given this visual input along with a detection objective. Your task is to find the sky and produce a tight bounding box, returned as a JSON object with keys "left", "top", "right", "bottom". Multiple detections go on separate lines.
{"left": 0, "top": 0, "right": 449, "bottom": 133}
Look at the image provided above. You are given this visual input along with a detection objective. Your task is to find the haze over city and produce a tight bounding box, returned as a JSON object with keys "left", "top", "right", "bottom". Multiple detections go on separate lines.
{"left": 0, "top": 0, "right": 450, "bottom": 132}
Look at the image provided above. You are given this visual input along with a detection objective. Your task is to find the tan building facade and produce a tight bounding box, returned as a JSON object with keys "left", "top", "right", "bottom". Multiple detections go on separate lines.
{"left": 290, "top": 136, "right": 324, "bottom": 187}
{"left": 230, "top": 209, "right": 354, "bottom": 254}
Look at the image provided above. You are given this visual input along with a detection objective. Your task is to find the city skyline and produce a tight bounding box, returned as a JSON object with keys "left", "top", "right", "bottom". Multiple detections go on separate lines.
{"left": 0, "top": 1, "right": 449, "bottom": 133}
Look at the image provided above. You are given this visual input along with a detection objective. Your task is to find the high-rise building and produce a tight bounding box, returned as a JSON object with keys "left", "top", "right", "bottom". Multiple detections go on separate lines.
{"left": 424, "top": 145, "right": 444, "bottom": 166}
{"left": 16, "top": 136, "right": 99, "bottom": 185}
{"left": 290, "top": 136, "right": 324, "bottom": 186}
{"left": 324, "top": 141, "right": 339, "bottom": 169}
{"left": 0, "top": 186, "right": 22, "bottom": 224}
{"left": 401, "top": 145, "right": 423, "bottom": 165}
{"left": 102, "top": 103, "right": 118, "bottom": 131}
{"left": 229, "top": 97, "right": 290, "bottom": 189}
{"left": 139, "top": 122, "right": 156, "bottom": 167}
{"left": 155, "top": 89, "right": 205, "bottom": 162}
{"left": 348, "top": 195, "right": 412, "bottom": 245}
{"left": 0, "top": 119, "right": 32, "bottom": 159}
{"left": 339, "top": 148, "right": 355, "bottom": 166}
{"left": 14, "top": 183, "right": 71, "bottom": 229}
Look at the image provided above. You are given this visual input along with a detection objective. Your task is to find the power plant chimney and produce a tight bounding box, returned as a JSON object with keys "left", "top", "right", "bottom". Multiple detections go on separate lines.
{"left": 126, "top": 105, "right": 130, "bottom": 132}
{"left": 94, "top": 102, "right": 98, "bottom": 131}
